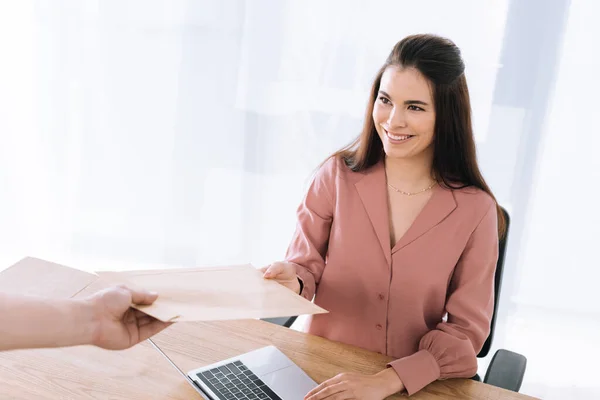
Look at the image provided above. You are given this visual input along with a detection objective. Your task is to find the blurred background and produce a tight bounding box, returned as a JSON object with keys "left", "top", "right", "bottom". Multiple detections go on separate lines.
{"left": 0, "top": 1, "right": 598, "bottom": 398}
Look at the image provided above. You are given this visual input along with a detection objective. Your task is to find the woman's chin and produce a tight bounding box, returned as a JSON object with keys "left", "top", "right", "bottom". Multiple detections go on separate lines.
{"left": 383, "top": 146, "right": 412, "bottom": 159}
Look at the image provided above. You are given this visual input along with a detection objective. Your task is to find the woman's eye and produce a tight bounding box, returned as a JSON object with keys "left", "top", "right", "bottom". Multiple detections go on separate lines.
{"left": 408, "top": 105, "right": 424, "bottom": 111}
{"left": 379, "top": 96, "right": 391, "bottom": 105}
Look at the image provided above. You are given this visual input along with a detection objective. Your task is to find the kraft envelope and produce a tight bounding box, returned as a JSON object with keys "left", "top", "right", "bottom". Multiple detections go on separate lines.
{"left": 96, "top": 264, "right": 327, "bottom": 322}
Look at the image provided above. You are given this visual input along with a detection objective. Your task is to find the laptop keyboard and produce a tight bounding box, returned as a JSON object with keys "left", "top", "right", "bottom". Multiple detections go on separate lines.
{"left": 197, "top": 360, "right": 282, "bottom": 400}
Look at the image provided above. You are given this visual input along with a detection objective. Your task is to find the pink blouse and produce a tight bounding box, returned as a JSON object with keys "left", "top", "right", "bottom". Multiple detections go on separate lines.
{"left": 285, "top": 156, "right": 499, "bottom": 395}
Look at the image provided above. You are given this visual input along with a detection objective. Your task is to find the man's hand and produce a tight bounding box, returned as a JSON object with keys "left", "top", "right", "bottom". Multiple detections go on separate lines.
{"left": 86, "top": 286, "right": 171, "bottom": 350}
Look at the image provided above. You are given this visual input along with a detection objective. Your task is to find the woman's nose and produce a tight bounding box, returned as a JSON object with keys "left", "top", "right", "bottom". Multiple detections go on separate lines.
{"left": 386, "top": 107, "right": 407, "bottom": 128}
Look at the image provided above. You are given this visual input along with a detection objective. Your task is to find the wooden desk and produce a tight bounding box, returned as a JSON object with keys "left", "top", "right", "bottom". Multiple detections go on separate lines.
{"left": 0, "top": 259, "right": 537, "bottom": 399}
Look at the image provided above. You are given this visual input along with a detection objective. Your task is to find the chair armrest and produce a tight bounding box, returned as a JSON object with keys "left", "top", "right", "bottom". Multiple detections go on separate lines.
{"left": 484, "top": 349, "right": 527, "bottom": 392}
{"left": 260, "top": 316, "right": 297, "bottom": 328}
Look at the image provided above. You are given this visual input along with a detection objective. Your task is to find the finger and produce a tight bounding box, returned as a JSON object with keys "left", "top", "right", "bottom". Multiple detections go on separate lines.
{"left": 115, "top": 283, "right": 142, "bottom": 293}
{"left": 324, "top": 393, "right": 352, "bottom": 400}
{"left": 306, "top": 382, "right": 347, "bottom": 400}
{"left": 317, "top": 393, "right": 352, "bottom": 400}
{"left": 137, "top": 316, "right": 155, "bottom": 326}
{"left": 136, "top": 314, "right": 169, "bottom": 327}
{"left": 258, "top": 266, "right": 269, "bottom": 273}
{"left": 134, "top": 309, "right": 149, "bottom": 319}
{"left": 305, "top": 376, "right": 344, "bottom": 399}
{"left": 127, "top": 287, "right": 159, "bottom": 305}
{"left": 263, "top": 262, "right": 283, "bottom": 278}
{"left": 124, "top": 308, "right": 137, "bottom": 324}
{"left": 138, "top": 320, "right": 172, "bottom": 341}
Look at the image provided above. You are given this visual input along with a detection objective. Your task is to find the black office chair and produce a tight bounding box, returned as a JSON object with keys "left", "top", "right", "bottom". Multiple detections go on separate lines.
{"left": 263, "top": 206, "right": 527, "bottom": 392}
{"left": 471, "top": 207, "right": 527, "bottom": 392}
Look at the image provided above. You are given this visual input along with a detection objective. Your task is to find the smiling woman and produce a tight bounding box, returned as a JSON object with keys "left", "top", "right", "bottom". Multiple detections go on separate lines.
{"left": 331, "top": 35, "right": 505, "bottom": 229}
{"left": 264, "top": 34, "right": 506, "bottom": 397}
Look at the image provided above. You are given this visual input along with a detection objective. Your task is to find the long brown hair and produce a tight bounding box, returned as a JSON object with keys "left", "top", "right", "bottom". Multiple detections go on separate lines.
{"left": 329, "top": 34, "right": 506, "bottom": 237}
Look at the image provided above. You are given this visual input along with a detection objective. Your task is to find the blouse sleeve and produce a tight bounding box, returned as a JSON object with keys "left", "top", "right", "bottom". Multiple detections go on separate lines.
{"left": 388, "top": 201, "right": 499, "bottom": 395}
{"left": 284, "top": 157, "right": 337, "bottom": 301}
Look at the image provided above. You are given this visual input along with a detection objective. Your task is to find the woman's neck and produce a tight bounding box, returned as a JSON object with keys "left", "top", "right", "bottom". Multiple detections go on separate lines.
{"left": 384, "top": 154, "right": 435, "bottom": 192}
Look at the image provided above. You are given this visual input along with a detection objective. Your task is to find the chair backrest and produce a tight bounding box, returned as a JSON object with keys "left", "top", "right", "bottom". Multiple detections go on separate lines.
{"left": 477, "top": 206, "right": 510, "bottom": 358}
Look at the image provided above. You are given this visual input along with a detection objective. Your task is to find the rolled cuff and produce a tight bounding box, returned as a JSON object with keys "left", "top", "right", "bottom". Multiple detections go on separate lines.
{"left": 387, "top": 350, "right": 441, "bottom": 396}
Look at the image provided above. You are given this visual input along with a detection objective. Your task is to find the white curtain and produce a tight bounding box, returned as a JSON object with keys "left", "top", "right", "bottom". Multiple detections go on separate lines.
{"left": 0, "top": 1, "right": 597, "bottom": 399}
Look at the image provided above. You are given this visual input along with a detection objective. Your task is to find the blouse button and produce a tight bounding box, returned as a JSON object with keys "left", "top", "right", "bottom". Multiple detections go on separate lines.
{"left": 376, "top": 324, "right": 383, "bottom": 330}
{"left": 378, "top": 293, "right": 385, "bottom": 300}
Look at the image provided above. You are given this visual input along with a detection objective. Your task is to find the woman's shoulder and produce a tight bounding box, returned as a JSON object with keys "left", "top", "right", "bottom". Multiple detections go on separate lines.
{"left": 315, "top": 155, "right": 365, "bottom": 183}
{"left": 446, "top": 183, "right": 497, "bottom": 216}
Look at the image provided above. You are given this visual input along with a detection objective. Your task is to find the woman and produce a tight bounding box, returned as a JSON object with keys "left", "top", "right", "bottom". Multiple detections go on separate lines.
{"left": 263, "top": 34, "right": 504, "bottom": 398}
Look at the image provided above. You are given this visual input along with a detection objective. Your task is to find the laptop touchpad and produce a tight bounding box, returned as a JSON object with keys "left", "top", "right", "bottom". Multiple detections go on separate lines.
{"left": 261, "top": 366, "right": 318, "bottom": 400}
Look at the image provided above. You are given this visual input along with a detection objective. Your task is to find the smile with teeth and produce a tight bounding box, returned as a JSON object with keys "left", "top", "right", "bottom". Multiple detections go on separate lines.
{"left": 385, "top": 129, "right": 414, "bottom": 142}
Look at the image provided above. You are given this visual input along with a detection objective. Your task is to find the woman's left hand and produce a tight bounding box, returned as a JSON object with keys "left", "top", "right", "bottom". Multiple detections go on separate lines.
{"left": 304, "top": 369, "right": 404, "bottom": 400}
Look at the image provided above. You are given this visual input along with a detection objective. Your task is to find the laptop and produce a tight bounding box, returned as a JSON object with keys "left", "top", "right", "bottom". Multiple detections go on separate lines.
{"left": 149, "top": 339, "right": 318, "bottom": 400}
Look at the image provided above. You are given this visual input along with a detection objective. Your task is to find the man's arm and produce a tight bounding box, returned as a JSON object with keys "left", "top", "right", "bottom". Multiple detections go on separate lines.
{"left": 0, "top": 293, "right": 96, "bottom": 351}
{"left": 0, "top": 286, "right": 170, "bottom": 351}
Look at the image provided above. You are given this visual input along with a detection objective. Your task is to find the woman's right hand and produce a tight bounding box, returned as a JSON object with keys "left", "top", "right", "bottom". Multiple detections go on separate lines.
{"left": 260, "top": 261, "right": 301, "bottom": 294}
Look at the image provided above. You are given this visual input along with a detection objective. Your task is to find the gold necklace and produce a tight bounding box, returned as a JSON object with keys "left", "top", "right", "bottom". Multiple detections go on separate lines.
{"left": 387, "top": 181, "right": 437, "bottom": 196}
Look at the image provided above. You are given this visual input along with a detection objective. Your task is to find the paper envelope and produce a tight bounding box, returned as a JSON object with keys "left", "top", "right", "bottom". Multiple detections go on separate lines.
{"left": 96, "top": 264, "right": 328, "bottom": 322}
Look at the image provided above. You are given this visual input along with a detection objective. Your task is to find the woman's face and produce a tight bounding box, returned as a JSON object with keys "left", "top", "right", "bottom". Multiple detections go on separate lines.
{"left": 372, "top": 66, "right": 436, "bottom": 161}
